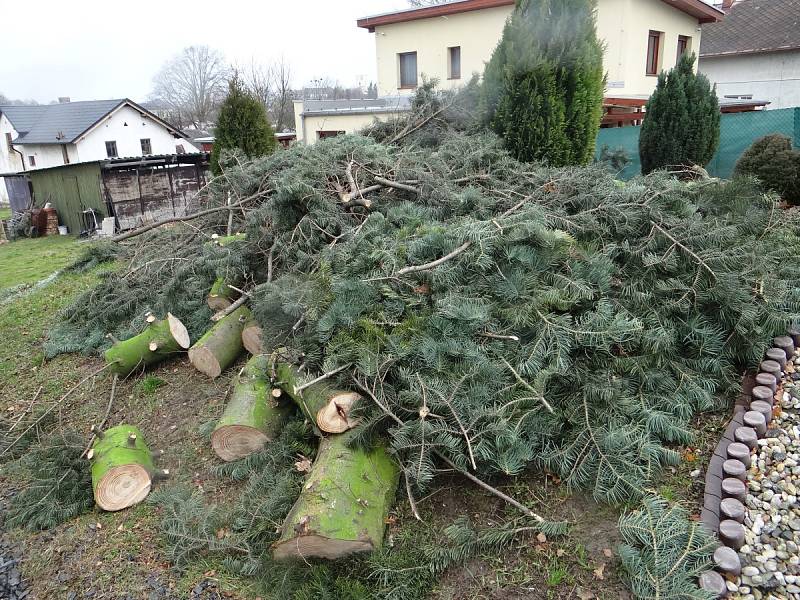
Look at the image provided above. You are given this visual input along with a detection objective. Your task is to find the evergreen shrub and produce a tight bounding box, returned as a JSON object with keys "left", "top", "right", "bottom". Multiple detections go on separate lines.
{"left": 735, "top": 134, "right": 800, "bottom": 204}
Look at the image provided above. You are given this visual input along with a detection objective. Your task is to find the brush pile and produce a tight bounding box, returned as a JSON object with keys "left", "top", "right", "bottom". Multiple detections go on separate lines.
{"left": 46, "top": 85, "right": 800, "bottom": 539}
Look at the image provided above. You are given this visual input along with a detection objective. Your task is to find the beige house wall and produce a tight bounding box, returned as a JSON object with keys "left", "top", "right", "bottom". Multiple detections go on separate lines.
{"left": 371, "top": 0, "right": 702, "bottom": 98}
{"left": 294, "top": 100, "right": 402, "bottom": 145}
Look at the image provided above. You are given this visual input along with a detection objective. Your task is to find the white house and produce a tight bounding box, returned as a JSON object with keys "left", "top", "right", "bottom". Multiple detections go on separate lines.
{"left": 294, "top": 0, "right": 724, "bottom": 144}
{"left": 700, "top": 0, "right": 800, "bottom": 109}
{"left": 0, "top": 98, "right": 198, "bottom": 204}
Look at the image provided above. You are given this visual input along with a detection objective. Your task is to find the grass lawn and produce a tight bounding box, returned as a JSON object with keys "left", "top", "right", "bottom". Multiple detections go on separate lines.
{"left": 0, "top": 206, "right": 11, "bottom": 220}
{"left": 0, "top": 235, "right": 84, "bottom": 291}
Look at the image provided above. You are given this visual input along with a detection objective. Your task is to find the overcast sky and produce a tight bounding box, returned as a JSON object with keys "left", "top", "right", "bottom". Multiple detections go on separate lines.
{"left": 0, "top": 0, "right": 409, "bottom": 104}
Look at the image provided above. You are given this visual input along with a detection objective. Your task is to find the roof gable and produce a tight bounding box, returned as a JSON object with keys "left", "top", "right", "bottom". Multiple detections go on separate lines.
{"left": 1, "top": 99, "right": 186, "bottom": 145}
{"left": 357, "top": 0, "right": 723, "bottom": 29}
{"left": 700, "top": 0, "right": 800, "bottom": 57}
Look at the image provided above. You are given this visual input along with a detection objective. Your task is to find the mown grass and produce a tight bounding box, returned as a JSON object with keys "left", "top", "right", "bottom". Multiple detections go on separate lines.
{"left": 0, "top": 206, "right": 11, "bottom": 220}
{"left": 0, "top": 235, "right": 85, "bottom": 291}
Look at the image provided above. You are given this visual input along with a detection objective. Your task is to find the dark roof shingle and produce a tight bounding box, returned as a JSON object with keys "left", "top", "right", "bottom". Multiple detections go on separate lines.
{"left": 0, "top": 99, "right": 126, "bottom": 144}
{"left": 700, "top": 0, "right": 800, "bottom": 57}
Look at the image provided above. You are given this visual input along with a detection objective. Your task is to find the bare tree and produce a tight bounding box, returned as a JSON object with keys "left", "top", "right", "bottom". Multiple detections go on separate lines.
{"left": 241, "top": 58, "right": 272, "bottom": 108}
{"left": 269, "top": 56, "right": 294, "bottom": 132}
{"left": 150, "top": 46, "right": 230, "bottom": 129}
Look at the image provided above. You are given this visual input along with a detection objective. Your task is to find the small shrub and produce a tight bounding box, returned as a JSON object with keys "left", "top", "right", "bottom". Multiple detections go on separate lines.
{"left": 735, "top": 134, "right": 800, "bottom": 204}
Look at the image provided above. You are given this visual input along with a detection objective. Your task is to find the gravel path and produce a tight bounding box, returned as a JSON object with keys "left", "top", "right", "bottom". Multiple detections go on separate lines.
{"left": 0, "top": 541, "right": 29, "bottom": 600}
{"left": 734, "top": 359, "right": 800, "bottom": 600}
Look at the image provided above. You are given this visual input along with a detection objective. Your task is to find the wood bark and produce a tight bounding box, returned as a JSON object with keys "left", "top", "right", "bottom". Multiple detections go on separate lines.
{"left": 89, "top": 424, "right": 158, "bottom": 511}
{"left": 104, "top": 313, "right": 190, "bottom": 376}
{"left": 212, "top": 355, "right": 289, "bottom": 461}
{"left": 274, "top": 362, "right": 361, "bottom": 434}
{"left": 241, "top": 319, "right": 264, "bottom": 355}
{"left": 188, "top": 306, "right": 250, "bottom": 378}
{"left": 272, "top": 428, "right": 400, "bottom": 561}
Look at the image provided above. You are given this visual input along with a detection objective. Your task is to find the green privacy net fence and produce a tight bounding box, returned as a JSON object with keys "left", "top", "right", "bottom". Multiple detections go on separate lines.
{"left": 595, "top": 106, "right": 800, "bottom": 179}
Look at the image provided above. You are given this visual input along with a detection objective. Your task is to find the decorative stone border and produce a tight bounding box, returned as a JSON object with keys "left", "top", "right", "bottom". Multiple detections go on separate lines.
{"left": 697, "top": 331, "right": 798, "bottom": 598}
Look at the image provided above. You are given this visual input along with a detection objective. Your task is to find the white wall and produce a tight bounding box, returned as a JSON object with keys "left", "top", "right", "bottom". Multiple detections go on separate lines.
{"left": 700, "top": 51, "right": 800, "bottom": 110}
{"left": 19, "top": 143, "right": 79, "bottom": 170}
{"left": 75, "top": 104, "right": 198, "bottom": 161}
{"left": 371, "top": 0, "right": 703, "bottom": 98}
{"left": 0, "top": 114, "right": 24, "bottom": 204}
{"left": 294, "top": 100, "right": 405, "bottom": 145}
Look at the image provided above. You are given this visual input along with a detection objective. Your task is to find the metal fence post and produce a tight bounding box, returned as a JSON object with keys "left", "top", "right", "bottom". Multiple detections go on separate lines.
{"left": 794, "top": 107, "right": 800, "bottom": 149}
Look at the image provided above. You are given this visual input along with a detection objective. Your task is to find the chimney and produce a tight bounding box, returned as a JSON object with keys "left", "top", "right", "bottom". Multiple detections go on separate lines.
{"left": 58, "top": 96, "right": 71, "bottom": 104}
{"left": 721, "top": 0, "right": 734, "bottom": 11}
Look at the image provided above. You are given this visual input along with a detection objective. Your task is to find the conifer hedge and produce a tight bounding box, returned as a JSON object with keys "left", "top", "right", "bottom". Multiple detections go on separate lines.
{"left": 482, "top": 0, "right": 604, "bottom": 166}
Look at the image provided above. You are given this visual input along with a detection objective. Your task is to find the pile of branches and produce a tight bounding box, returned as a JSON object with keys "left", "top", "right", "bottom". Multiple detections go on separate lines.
{"left": 48, "top": 84, "right": 800, "bottom": 505}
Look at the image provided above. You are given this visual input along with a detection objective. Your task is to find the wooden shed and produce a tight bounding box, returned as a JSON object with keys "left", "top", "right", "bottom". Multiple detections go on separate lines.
{"left": 26, "top": 153, "right": 209, "bottom": 235}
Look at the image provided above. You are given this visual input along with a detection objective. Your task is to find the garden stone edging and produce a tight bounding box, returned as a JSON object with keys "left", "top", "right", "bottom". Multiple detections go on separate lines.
{"left": 698, "top": 331, "right": 800, "bottom": 598}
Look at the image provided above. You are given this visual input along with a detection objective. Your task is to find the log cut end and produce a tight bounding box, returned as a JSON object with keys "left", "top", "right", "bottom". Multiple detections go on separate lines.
{"left": 188, "top": 346, "right": 222, "bottom": 378}
{"left": 211, "top": 425, "right": 270, "bottom": 461}
{"left": 316, "top": 392, "right": 361, "bottom": 434}
{"left": 272, "top": 534, "right": 374, "bottom": 561}
{"left": 167, "top": 313, "right": 191, "bottom": 349}
{"left": 94, "top": 464, "right": 152, "bottom": 512}
{"left": 207, "top": 295, "right": 232, "bottom": 311}
{"left": 241, "top": 323, "right": 264, "bottom": 356}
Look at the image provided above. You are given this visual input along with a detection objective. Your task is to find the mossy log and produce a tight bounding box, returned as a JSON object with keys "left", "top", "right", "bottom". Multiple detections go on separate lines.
{"left": 89, "top": 424, "right": 165, "bottom": 511}
{"left": 241, "top": 319, "right": 264, "bottom": 355}
{"left": 207, "top": 277, "right": 239, "bottom": 311}
{"left": 272, "top": 429, "right": 400, "bottom": 561}
{"left": 274, "top": 362, "right": 361, "bottom": 434}
{"left": 188, "top": 306, "right": 250, "bottom": 378}
{"left": 104, "top": 313, "right": 190, "bottom": 376}
{"left": 211, "top": 355, "right": 290, "bottom": 461}
{"left": 211, "top": 233, "right": 247, "bottom": 247}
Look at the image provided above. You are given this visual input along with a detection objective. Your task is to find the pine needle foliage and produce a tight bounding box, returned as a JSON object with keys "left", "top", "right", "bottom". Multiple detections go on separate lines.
{"left": 4, "top": 433, "right": 94, "bottom": 530}
{"left": 639, "top": 54, "right": 720, "bottom": 174}
{"left": 51, "top": 86, "right": 800, "bottom": 507}
{"left": 482, "top": 0, "right": 605, "bottom": 165}
{"left": 618, "top": 495, "right": 717, "bottom": 600}
{"left": 735, "top": 134, "right": 800, "bottom": 205}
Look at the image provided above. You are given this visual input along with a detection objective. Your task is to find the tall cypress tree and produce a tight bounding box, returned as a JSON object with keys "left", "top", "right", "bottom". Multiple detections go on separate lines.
{"left": 482, "top": 0, "right": 605, "bottom": 166}
{"left": 639, "top": 53, "right": 719, "bottom": 174}
{"left": 211, "top": 75, "right": 277, "bottom": 175}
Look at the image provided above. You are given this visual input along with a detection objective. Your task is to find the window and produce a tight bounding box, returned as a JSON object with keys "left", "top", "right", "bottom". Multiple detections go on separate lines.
{"left": 5, "top": 132, "right": 12, "bottom": 151}
{"left": 646, "top": 31, "right": 662, "bottom": 76}
{"left": 677, "top": 35, "right": 690, "bottom": 62}
{"left": 448, "top": 46, "right": 461, "bottom": 80}
{"left": 140, "top": 138, "right": 152, "bottom": 155}
{"left": 28, "top": 155, "right": 36, "bottom": 167}
{"left": 62, "top": 145, "right": 70, "bottom": 165}
{"left": 318, "top": 130, "right": 345, "bottom": 140}
{"left": 175, "top": 144, "right": 186, "bottom": 154}
{"left": 399, "top": 52, "right": 418, "bottom": 88}
{"left": 105, "top": 140, "right": 118, "bottom": 158}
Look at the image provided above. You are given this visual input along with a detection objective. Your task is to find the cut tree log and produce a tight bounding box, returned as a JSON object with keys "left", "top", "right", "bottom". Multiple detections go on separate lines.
{"left": 207, "top": 277, "right": 239, "bottom": 311}
{"left": 274, "top": 362, "right": 361, "bottom": 434}
{"left": 272, "top": 428, "right": 400, "bottom": 561}
{"left": 104, "top": 313, "right": 190, "bottom": 376}
{"left": 211, "top": 354, "right": 290, "bottom": 461}
{"left": 241, "top": 319, "right": 264, "bottom": 355}
{"left": 89, "top": 424, "right": 166, "bottom": 511}
{"left": 188, "top": 306, "right": 250, "bottom": 378}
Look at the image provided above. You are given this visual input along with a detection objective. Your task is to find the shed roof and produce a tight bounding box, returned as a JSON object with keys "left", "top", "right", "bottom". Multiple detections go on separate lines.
{"left": 0, "top": 99, "right": 186, "bottom": 145}
{"left": 700, "top": 0, "right": 800, "bottom": 57}
{"left": 300, "top": 97, "right": 412, "bottom": 117}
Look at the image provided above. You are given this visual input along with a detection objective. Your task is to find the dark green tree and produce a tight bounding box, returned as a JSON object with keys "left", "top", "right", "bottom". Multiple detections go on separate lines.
{"left": 639, "top": 53, "right": 719, "bottom": 174}
{"left": 735, "top": 134, "right": 800, "bottom": 204}
{"left": 482, "top": 0, "right": 605, "bottom": 166}
{"left": 211, "top": 75, "right": 277, "bottom": 175}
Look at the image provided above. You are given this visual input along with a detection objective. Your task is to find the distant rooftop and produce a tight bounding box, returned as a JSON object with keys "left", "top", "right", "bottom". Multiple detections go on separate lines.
{"left": 701, "top": 0, "right": 800, "bottom": 57}
{"left": 0, "top": 99, "right": 185, "bottom": 145}
{"left": 300, "top": 97, "right": 412, "bottom": 117}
